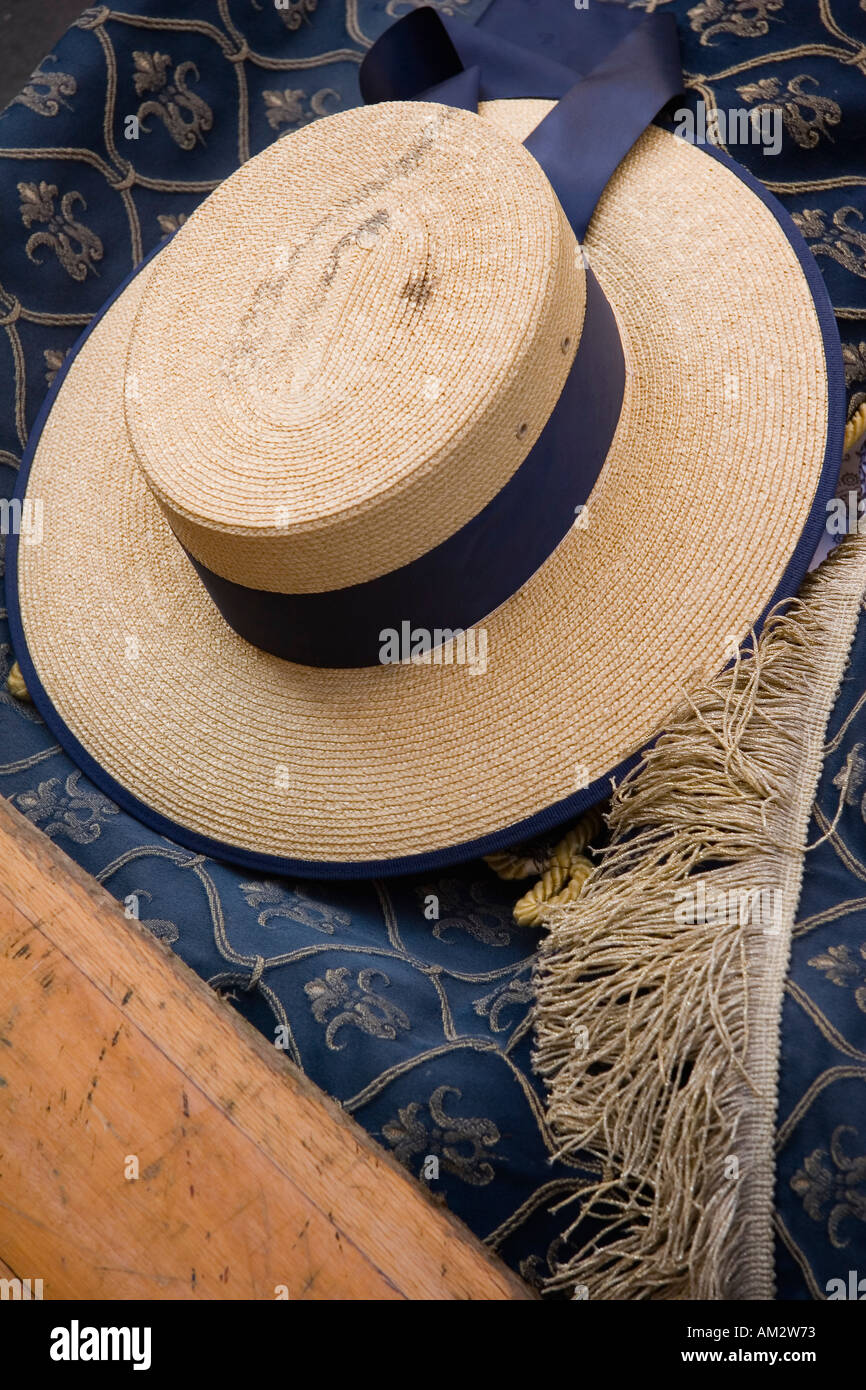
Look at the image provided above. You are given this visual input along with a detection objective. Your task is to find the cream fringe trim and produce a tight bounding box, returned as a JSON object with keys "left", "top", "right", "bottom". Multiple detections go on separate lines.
{"left": 533, "top": 533, "right": 866, "bottom": 1301}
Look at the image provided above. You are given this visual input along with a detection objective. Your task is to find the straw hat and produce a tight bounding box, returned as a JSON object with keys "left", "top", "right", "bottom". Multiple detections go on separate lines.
{"left": 5, "top": 13, "right": 843, "bottom": 878}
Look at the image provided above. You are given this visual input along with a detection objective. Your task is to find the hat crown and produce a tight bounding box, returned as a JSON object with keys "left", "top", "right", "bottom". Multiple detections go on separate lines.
{"left": 123, "top": 100, "right": 584, "bottom": 594}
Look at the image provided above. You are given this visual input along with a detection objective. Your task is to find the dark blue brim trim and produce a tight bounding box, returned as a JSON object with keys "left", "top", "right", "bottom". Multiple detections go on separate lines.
{"left": 3, "top": 136, "right": 845, "bottom": 881}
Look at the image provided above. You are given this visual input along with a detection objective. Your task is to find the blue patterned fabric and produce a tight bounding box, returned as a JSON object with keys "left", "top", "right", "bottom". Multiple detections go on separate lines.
{"left": 1, "top": 0, "right": 864, "bottom": 1295}
{"left": 777, "top": 467, "right": 866, "bottom": 1298}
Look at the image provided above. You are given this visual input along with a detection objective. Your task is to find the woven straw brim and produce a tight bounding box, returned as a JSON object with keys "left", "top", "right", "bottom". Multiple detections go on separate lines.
{"left": 15, "top": 112, "right": 833, "bottom": 872}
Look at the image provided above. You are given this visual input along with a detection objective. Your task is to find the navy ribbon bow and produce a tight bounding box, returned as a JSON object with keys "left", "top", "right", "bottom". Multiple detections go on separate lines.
{"left": 360, "top": 3, "right": 681, "bottom": 242}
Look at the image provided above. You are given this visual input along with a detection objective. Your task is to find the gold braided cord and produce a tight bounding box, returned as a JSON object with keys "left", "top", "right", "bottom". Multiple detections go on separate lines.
{"left": 483, "top": 847, "right": 546, "bottom": 881}
{"left": 485, "top": 805, "right": 605, "bottom": 926}
{"left": 512, "top": 852, "right": 594, "bottom": 927}
{"left": 6, "top": 660, "right": 31, "bottom": 702}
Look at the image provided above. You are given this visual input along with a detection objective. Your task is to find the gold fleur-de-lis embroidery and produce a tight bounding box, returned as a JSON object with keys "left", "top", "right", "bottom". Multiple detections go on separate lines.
{"left": 157, "top": 212, "right": 188, "bottom": 237}
{"left": 11, "top": 60, "right": 76, "bottom": 117}
{"left": 132, "top": 50, "right": 213, "bottom": 150}
{"left": 262, "top": 86, "right": 339, "bottom": 131}
{"left": 737, "top": 75, "right": 841, "bottom": 149}
{"left": 843, "top": 342, "right": 866, "bottom": 386}
{"left": 240, "top": 878, "right": 351, "bottom": 934}
{"left": 383, "top": 1084, "right": 501, "bottom": 1186}
{"left": 43, "top": 348, "right": 68, "bottom": 387}
{"left": 791, "top": 1126, "right": 866, "bottom": 1248}
{"left": 807, "top": 942, "right": 866, "bottom": 1013}
{"left": 792, "top": 207, "right": 866, "bottom": 279}
{"left": 270, "top": 0, "right": 318, "bottom": 30}
{"left": 18, "top": 182, "right": 103, "bottom": 281}
{"left": 687, "top": 0, "right": 783, "bottom": 46}
{"left": 415, "top": 878, "right": 515, "bottom": 946}
{"left": 843, "top": 342, "right": 866, "bottom": 418}
{"left": 14, "top": 771, "right": 117, "bottom": 844}
{"left": 473, "top": 974, "right": 534, "bottom": 1033}
{"left": 832, "top": 742, "right": 866, "bottom": 809}
{"left": 304, "top": 967, "right": 410, "bottom": 1050}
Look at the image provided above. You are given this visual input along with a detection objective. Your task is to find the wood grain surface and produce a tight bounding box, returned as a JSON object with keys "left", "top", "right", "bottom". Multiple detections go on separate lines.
{"left": 0, "top": 794, "right": 533, "bottom": 1301}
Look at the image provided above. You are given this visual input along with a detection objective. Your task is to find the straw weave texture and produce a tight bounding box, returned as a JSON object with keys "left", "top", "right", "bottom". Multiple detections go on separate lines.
{"left": 125, "top": 101, "right": 584, "bottom": 593}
